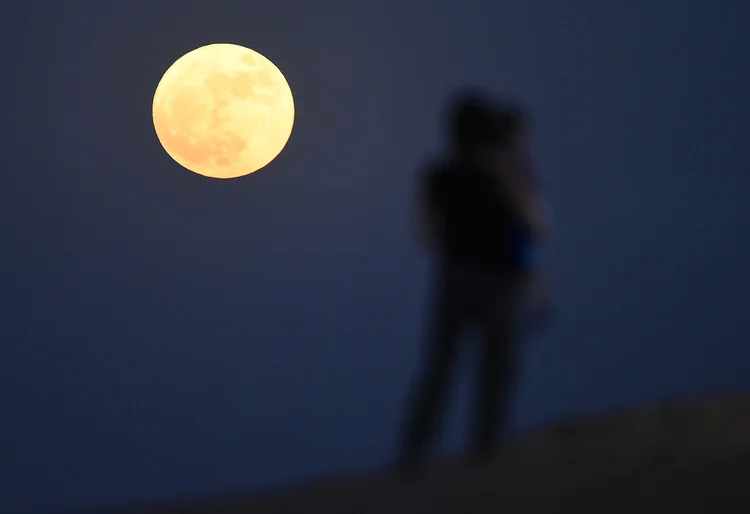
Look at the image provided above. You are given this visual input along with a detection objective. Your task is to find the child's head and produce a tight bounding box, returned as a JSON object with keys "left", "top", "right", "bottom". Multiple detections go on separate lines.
{"left": 445, "top": 91, "right": 532, "bottom": 172}
{"left": 447, "top": 90, "right": 497, "bottom": 151}
{"left": 492, "top": 101, "right": 530, "bottom": 149}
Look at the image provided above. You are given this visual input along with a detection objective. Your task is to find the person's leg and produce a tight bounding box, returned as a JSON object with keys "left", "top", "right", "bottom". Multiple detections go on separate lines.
{"left": 399, "top": 271, "right": 466, "bottom": 471}
{"left": 470, "top": 275, "right": 522, "bottom": 462}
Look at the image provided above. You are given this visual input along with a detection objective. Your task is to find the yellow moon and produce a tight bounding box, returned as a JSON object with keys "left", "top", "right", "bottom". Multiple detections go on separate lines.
{"left": 152, "top": 43, "right": 295, "bottom": 179}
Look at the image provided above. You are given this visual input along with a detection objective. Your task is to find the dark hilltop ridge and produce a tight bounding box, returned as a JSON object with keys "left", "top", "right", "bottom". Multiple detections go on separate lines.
{"left": 113, "top": 391, "right": 750, "bottom": 514}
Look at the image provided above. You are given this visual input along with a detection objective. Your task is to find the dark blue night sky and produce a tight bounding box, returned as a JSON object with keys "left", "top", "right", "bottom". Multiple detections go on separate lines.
{"left": 2, "top": 2, "right": 749, "bottom": 513}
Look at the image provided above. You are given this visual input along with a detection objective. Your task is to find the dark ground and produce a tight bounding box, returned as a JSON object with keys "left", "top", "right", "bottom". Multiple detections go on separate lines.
{"left": 109, "top": 393, "right": 750, "bottom": 514}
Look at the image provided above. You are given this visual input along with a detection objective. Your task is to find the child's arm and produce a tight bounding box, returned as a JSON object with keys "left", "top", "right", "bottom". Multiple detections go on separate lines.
{"left": 499, "top": 150, "right": 551, "bottom": 240}
{"left": 526, "top": 189, "right": 553, "bottom": 242}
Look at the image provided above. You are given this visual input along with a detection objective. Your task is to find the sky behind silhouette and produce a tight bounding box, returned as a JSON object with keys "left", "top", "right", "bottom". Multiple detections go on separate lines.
{"left": 2, "top": 1, "right": 749, "bottom": 513}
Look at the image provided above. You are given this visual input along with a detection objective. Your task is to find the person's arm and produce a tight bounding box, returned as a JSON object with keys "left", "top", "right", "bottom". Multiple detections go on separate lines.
{"left": 535, "top": 193, "right": 554, "bottom": 241}
{"left": 524, "top": 155, "right": 554, "bottom": 242}
{"left": 525, "top": 189, "right": 553, "bottom": 242}
{"left": 499, "top": 150, "right": 551, "bottom": 241}
{"left": 498, "top": 170, "right": 541, "bottom": 238}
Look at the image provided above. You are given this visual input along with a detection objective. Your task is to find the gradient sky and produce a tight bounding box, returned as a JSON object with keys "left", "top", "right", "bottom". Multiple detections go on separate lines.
{"left": 2, "top": 1, "right": 749, "bottom": 513}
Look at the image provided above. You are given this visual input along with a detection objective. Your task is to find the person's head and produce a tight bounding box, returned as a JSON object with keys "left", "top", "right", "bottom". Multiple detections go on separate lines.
{"left": 446, "top": 90, "right": 529, "bottom": 160}
{"left": 491, "top": 101, "right": 529, "bottom": 150}
{"left": 446, "top": 90, "right": 495, "bottom": 154}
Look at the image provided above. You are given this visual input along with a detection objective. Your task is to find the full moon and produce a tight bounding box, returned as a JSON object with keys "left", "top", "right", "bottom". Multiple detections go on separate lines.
{"left": 152, "top": 43, "right": 295, "bottom": 179}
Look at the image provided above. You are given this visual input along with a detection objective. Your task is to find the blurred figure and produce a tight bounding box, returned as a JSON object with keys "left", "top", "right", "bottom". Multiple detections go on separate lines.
{"left": 491, "top": 104, "right": 554, "bottom": 330}
{"left": 397, "top": 91, "right": 550, "bottom": 475}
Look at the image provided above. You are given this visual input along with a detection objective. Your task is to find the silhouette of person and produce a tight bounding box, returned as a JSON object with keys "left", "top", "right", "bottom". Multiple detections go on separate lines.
{"left": 397, "top": 91, "right": 547, "bottom": 474}
{"left": 491, "top": 104, "right": 554, "bottom": 332}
